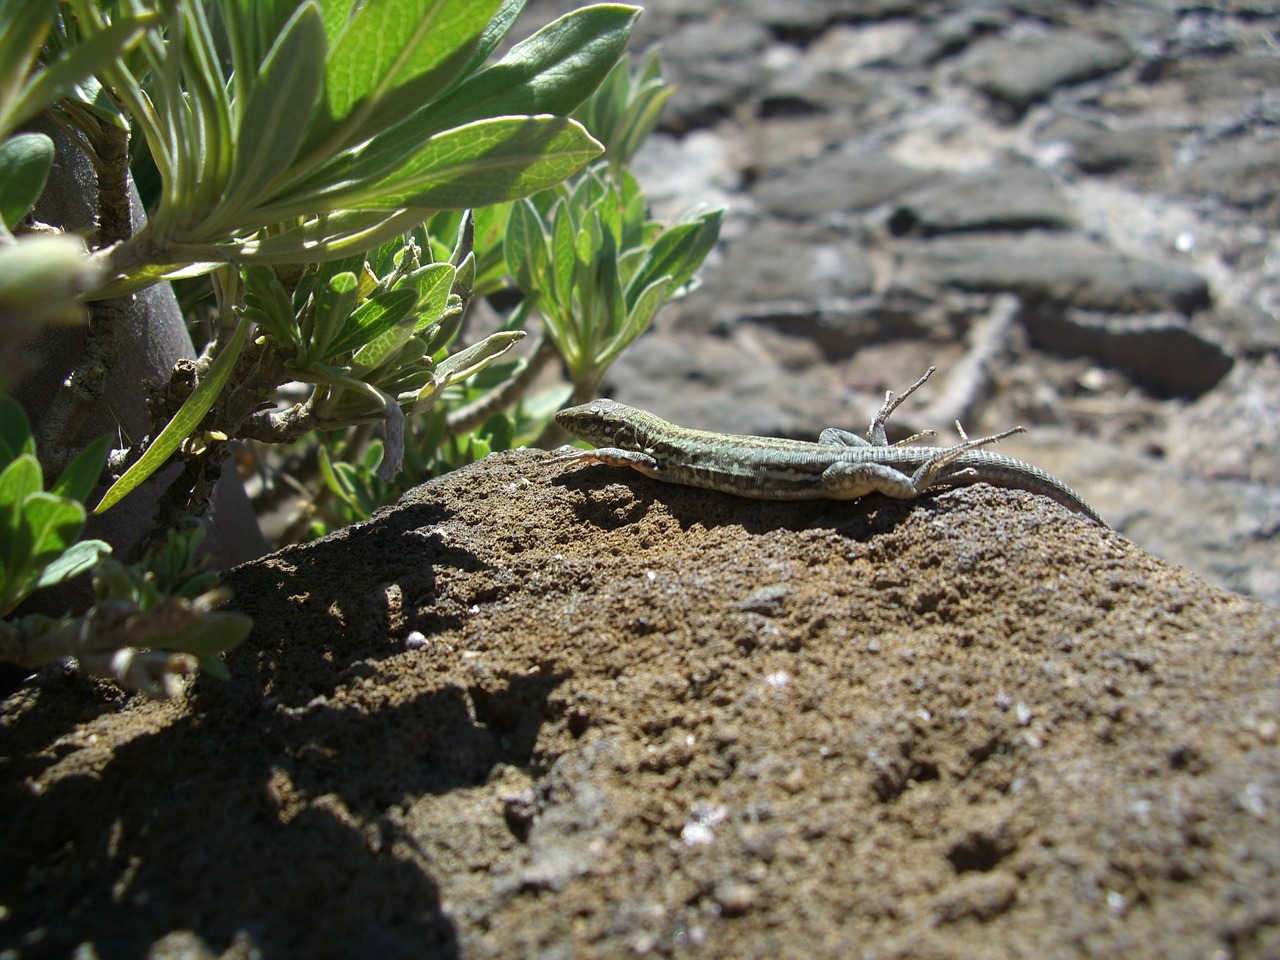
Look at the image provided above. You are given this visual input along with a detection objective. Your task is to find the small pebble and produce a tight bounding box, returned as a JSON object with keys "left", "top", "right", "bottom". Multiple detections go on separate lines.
{"left": 714, "top": 880, "right": 757, "bottom": 917}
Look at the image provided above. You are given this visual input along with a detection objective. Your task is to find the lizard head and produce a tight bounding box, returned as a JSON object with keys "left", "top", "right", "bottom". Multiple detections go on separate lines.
{"left": 555, "top": 398, "right": 649, "bottom": 450}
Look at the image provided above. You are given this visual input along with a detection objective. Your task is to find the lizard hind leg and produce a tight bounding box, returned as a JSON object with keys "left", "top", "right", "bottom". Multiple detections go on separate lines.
{"left": 819, "top": 426, "right": 873, "bottom": 447}
{"left": 908, "top": 426, "right": 1026, "bottom": 491}
{"left": 823, "top": 368, "right": 941, "bottom": 448}
{"left": 816, "top": 460, "right": 929, "bottom": 500}
{"left": 820, "top": 424, "right": 937, "bottom": 448}
{"left": 866, "top": 366, "right": 937, "bottom": 445}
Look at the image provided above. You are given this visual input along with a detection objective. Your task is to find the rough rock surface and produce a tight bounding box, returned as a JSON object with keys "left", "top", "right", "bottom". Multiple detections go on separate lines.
{"left": 5, "top": 2, "right": 1280, "bottom": 958}
{"left": 4, "top": 453, "right": 1279, "bottom": 958}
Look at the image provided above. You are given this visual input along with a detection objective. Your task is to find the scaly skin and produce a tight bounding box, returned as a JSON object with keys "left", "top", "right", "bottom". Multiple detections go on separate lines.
{"left": 555, "top": 392, "right": 1106, "bottom": 527}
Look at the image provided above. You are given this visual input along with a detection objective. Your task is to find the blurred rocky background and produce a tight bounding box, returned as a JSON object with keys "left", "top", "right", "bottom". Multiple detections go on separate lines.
{"left": 520, "top": 0, "right": 1280, "bottom": 605}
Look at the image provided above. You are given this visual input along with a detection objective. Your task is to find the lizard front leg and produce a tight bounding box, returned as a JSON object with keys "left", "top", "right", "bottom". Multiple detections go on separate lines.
{"left": 558, "top": 447, "right": 664, "bottom": 480}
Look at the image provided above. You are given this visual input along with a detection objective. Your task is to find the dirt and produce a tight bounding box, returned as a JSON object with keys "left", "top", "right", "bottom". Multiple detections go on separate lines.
{"left": 3, "top": 450, "right": 1279, "bottom": 959}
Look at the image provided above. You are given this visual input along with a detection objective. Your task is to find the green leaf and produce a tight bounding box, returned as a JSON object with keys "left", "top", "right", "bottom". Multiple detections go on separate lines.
{"left": 463, "top": 203, "right": 511, "bottom": 295}
{"left": 292, "top": 3, "right": 635, "bottom": 199}
{"left": 452, "top": 252, "right": 475, "bottom": 306}
{"left": 0, "top": 0, "right": 56, "bottom": 139}
{"left": 184, "top": 3, "right": 238, "bottom": 219}
{"left": 595, "top": 180, "right": 623, "bottom": 248}
{"left": 198, "top": 653, "right": 232, "bottom": 681}
{"left": 404, "top": 262, "right": 455, "bottom": 331}
{"left": 319, "top": 0, "right": 357, "bottom": 45}
{"left": 59, "top": 75, "right": 129, "bottom": 131}
{"left": 22, "top": 492, "right": 85, "bottom": 570}
{"left": 573, "top": 47, "right": 672, "bottom": 171}
{"left": 614, "top": 76, "right": 673, "bottom": 166}
{"left": 242, "top": 264, "right": 300, "bottom": 347}
{"left": 32, "top": 538, "right": 110, "bottom": 590}
{"left": 453, "top": 0, "right": 526, "bottom": 82}
{"left": 388, "top": 5, "right": 639, "bottom": 146}
{"left": 0, "top": 133, "right": 54, "bottom": 228}
{"left": 594, "top": 216, "right": 625, "bottom": 339}
{"left": 382, "top": 333, "right": 427, "bottom": 374}
{"left": 602, "top": 275, "right": 670, "bottom": 367}
{"left": 362, "top": 440, "right": 385, "bottom": 473}
{"left": 0, "top": 396, "right": 34, "bottom": 467}
{"left": 0, "top": 234, "right": 98, "bottom": 326}
{"left": 94, "top": 316, "right": 252, "bottom": 514}
{"left": 376, "top": 0, "right": 504, "bottom": 116}
{"left": 32, "top": 542, "right": 110, "bottom": 593}
{"left": 324, "top": 286, "right": 419, "bottom": 359}
{"left": 616, "top": 245, "right": 647, "bottom": 289}
{"left": 425, "top": 209, "right": 464, "bottom": 261}
{"left": 315, "top": 0, "right": 502, "bottom": 152}
{"left": 308, "top": 270, "right": 360, "bottom": 362}
{"left": 218, "top": 0, "right": 305, "bottom": 104}
{"left": 308, "top": 254, "right": 366, "bottom": 305}
{"left": 50, "top": 433, "right": 111, "bottom": 504}
{"left": 216, "top": 3, "right": 326, "bottom": 223}
{"left": 420, "top": 303, "right": 463, "bottom": 355}
{"left": 448, "top": 209, "right": 474, "bottom": 267}
{"left": 86, "top": 259, "right": 224, "bottom": 301}
{"left": 618, "top": 169, "right": 647, "bottom": 248}
{"left": 580, "top": 52, "right": 627, "bottom": 145}
{"left": 5, "top": 12, "right": 157, "bottom": 141}
{"left": 433, "top": 330, "right": 525, "bottom": 383}
{"left": 215, "top": 207, "right": 432, "bottom": 265}
{"left": 551, "top": 199, "right": 575, "bottom": 310}
{"left": 0, "top": 454, "right": 42, "bottom": 511}
{"left": 350, "top": 314, "right": 418, "bottom": 374}
{"left": 318, "top": 444, "right": 363, "bottom": 507}
{"left": 625, "top": 210, "right": 723, "bottom": 309}
{"left": 0, "top": 453, "right": 41, "bottom": 593}
{"left": 267, "top": 116, "right": 602, "bottom": 217}
{"left": 412, "top": 330, "right": 524, "bottom": 413}
{"left": 504, "top": 197, "right": 549, "bottom": 296}
{"left": 568, "top": 165, "right": 608, "bottom": 217}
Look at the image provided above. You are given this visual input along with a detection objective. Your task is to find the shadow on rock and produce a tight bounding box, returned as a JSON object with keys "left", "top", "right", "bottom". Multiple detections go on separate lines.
{"left": 3, "top": 664, "right": 567, "bottom": 957}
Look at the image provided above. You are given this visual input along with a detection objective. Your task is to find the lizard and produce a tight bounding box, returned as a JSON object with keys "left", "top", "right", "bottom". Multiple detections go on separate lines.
{"left": 554, "top": 367, "right": 1107, "bottom": 526}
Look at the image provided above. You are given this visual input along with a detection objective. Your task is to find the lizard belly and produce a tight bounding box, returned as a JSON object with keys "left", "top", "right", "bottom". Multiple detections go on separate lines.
{"left": 664, "top": 450, "right": 889, "bottom": 500}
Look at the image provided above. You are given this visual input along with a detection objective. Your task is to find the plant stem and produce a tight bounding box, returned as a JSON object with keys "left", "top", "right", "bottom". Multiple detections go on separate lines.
{"left": 36, "top": 119, "right": 134, "bottom": 475}
{"left": 1, "top": 605, "right": 197, "bottom": 700}
{"left": 135, "top": 336, "right": 288, "bottom": 554}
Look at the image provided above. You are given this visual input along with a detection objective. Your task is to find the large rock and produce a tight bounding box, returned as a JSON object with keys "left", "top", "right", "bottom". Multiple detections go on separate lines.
{"left": 1023, "top": 309, "right": 1233, "bottom": 396}
{"left": 751, "top": 145, "right": 936, "bottom": 219}
{"left": 3, "top": 451, "right": 1277, "bottom": 958}
{"left": 954, "top": 29, "right": 1134, "bottom": 116}
{"left": 887, "top": 165, "right": 1076, "bottom": 236}
{"left": 699, "top": 217, "right": 875, "bottom": 307}
{"left": 901, "top": 232, "right": 1211, "bottom": 314}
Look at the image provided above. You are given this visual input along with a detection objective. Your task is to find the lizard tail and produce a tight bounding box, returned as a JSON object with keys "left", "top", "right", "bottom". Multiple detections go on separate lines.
{"left": 938, "top": 454, "right": 1108, "bottom": 527}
